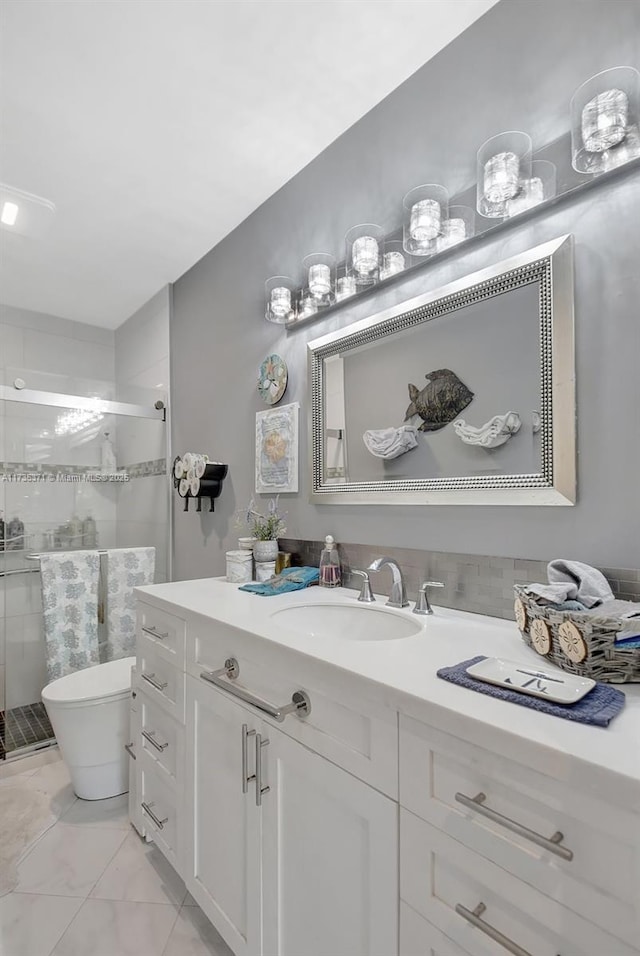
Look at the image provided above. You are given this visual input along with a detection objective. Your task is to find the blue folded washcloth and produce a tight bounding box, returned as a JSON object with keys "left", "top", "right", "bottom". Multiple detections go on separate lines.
{"left": 239, "top": 566, "right": 319, "bottom": 596}
{"left": 437, "top": 655, "right": 626, "bottom": 727}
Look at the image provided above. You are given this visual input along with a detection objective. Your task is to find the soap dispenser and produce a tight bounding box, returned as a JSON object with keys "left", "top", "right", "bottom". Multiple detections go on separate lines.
{"left": 319, "top": 535, "right": 341, "bottom": 588}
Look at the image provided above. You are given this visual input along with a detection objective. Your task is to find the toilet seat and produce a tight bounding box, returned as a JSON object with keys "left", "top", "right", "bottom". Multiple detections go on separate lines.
{"left": 42, "top": 656, "right": 135, "bottom": 708}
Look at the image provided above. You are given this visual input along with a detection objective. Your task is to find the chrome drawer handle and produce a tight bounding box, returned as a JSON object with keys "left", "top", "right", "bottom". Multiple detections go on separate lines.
{"left": 124, "top": 742, "right": 136, "bottom": 760}
{"left": 141, "top": 672, "right": 169, "bottom": 692}
{"left": 456, "top": 903, "right": 532, "bottom": 956}
{"left": 242, "top": 723, "right": 256, "bottom": 794}
{"left": 255, "top": 732, "right": 270, "bottom": 806}
{"left": 455, "top": 791, "right": 573, "bottom": 862}
{"left": 142, "top": 729, "right": 169, "bottom": 752}
{"left": 141, "top": 801, "right": 168, "bottom": 830}
{"left": 200, "top": 658, "right": 311, "bottom": 722}
{"left": 142, "top": 625, "right": 169, "bottom": 640}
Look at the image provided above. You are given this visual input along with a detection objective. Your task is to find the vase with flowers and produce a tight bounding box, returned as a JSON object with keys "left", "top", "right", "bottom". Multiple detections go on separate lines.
{"left": 240, "top": 497, "right": 287, "bottom": 563}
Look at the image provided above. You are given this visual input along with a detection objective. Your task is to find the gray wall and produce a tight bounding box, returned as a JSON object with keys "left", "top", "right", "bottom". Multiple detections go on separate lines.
{"left": 171, "top": 0, "right": 640, "bottom": 581}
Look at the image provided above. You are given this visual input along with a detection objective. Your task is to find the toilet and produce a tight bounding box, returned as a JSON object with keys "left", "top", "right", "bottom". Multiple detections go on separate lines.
{"left": 42, "top": 656, "right": 135, "bottom": 800}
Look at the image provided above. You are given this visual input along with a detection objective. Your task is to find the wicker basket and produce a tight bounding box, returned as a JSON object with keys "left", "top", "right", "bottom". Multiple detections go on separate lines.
{"left": 513, "top": 585, "right": 640, "bottom": 683}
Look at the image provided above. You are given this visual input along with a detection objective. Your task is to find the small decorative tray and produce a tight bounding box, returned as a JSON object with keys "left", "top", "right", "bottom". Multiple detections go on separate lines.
{"left": 466, "top": 657, "right": 596, "bottom": 704}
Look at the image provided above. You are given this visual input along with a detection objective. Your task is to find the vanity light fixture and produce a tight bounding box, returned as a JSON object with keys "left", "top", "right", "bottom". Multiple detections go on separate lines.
{"left": 303, "top": 252, "right": 335, "bottom": 305}
{"left": 476, "top": 131, "right": 532, "bottom": 218}
{"left": 436, "top": 206, "right": 475, "bottom": 251}
{"left": 571, "top": 66, "right": 640, "bottom": 173}
{"left": 265, "top": 276, "right": 296, "bottom": 324}
{"left": 380, "top": 240, "right": 407, "bottom": 280}
{"left": 505, "top": 161, "right": 556, "bottom": 218}
{"left": 345, "top": 223, "right": 384, "bottom": 286}
{"left": 403, "top": 185, "right": 448, "bottom": 256}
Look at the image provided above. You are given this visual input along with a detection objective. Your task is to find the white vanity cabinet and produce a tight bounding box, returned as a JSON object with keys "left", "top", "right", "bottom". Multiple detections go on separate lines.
{"left": 185, "top": 670, "right": 398, "bottom": 956}
{"left": 132, "top": 583, "right": 640, "bottom": 956}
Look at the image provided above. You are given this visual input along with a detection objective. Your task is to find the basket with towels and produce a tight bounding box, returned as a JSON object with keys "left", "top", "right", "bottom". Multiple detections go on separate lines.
{"left": 514, "top": 559, "right": 640, "bottom": 683}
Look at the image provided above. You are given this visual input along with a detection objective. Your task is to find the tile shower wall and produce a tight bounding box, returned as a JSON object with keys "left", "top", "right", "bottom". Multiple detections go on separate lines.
{"left": 281, "top": 538, "right": 640, "bottom": 621}
{"left": 114, "top": 287, "right": 170, "bottom": 584}
{"left": 0, "top": 305, "right": 117, "bottom": 710}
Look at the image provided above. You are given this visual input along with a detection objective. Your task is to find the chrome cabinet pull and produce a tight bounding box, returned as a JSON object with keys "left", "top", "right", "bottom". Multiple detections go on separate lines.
{"left": 200, "top": 658, "right": 311, "bottom": 722}
{"left": 255, "top": 733, "right": 270, "bottom": 806}
{"left": 242, "top": 723, "right": 256, "bottom": 794}
{"left": 456, "top": 902, "right": 532, "bottom": 956}
{"left": 142, "top": 729, "right": 169, "bottom": 752}
{"left": 141, "top": 801, "right": 168, "bottom": 829}
{"left": 142, "top": 625, "right": 169, "bottom": 640}
{"left": 124, "top": 742, "right": 136, "bottom": 760}
{"left": 141, "top": 672, "right": 169, "bottom": 693}
{"left": 455, "top": 791, "right": 573, "bottom": 861}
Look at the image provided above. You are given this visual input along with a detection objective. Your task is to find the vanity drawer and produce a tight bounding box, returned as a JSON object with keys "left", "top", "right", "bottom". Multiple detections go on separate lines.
{"left": 400, "top": 811, "right": 638, "bottom": 956}
{"left": 138, "top": 602, "right": 186, "bottom": 666}
{"left": 399, "top": 716, "right": 640, "bottom": 947}
{"left": 139, "top": 753, "right": 180, "bottom": 871}
{"left": 188, "top": 617, "right": 398, "bottom": 797}
{"left": 138, "top": 689, "right": 183, "bottom": 787}
{"left": 137, "top": 641, "right": 185, "bottom": 723}
{"left": 400, "top": 903, "right": 472, "bottom": 956}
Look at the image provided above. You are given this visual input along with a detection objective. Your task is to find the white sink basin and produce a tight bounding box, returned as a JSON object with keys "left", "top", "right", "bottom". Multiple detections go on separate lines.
{"left": 270, "top": 602, "right": 423, "bottom": 642}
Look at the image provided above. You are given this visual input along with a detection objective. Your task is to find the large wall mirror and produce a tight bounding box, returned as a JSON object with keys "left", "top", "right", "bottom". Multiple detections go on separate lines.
{"left": 308, "top": 235, "right": 575, "bottom": 505}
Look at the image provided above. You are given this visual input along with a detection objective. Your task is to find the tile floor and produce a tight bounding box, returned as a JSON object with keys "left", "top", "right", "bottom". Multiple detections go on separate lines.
{"left": 0, "top": 748, "right": 233, "bottom": 956}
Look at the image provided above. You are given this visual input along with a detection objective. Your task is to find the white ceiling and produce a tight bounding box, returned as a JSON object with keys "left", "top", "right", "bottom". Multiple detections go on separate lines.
{"left": 0, "top": 0, "right": 497, "bottom": 329}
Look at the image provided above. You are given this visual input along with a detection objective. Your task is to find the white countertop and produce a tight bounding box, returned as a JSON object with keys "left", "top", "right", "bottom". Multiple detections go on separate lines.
{"left": 136, "top": 577, "right": 640, "bottom": 795}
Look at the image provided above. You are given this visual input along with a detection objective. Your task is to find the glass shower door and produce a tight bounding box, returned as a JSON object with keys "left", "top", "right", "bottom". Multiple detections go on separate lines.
{"left": 0, "top": 377, "right": 168, "bottom": 759}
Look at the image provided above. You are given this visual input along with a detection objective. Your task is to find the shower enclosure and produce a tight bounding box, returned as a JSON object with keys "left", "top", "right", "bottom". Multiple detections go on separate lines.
{"left": 0, "top": 372, "right": 169, "bottom": 759}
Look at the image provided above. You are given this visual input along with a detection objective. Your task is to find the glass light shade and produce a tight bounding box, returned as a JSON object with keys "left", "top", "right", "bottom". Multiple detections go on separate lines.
{"left": 265, "top": 275, "right": 296, "bottom": 323}
{"left": 436, "top": 206, "right": 475, "bottom": 251}
{"left": 403, "top": 185, "right": 448, "bottom": 256}
{"left": 335, "top": 273, "right": 357, "bottom": 302}
{"left": 345, "top": 223, "right": 384, "bottom": 286}
{"left": 571, "top": 67, "right": 640, "bottom": 173}
{"left": 380, "top": 240, "right": 407, "bottom": 280}
{"left": 303, "top": 252, "right": 336, "bottom": 305}
{"left": 476, "top": 131, "right": 532, "bottom": 218}
{"left": 505, "top": 161, "right": 556, "bottom": 218}
{"left": 298, "top": 291, "right": 318, "bottom": 320}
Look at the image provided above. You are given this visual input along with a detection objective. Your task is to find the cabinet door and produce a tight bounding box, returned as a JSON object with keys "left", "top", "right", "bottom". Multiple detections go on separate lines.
{"left": 262, "top": 726, "right": 398, "bottom": 956}
{"left": 185, "top": 674, "right": 261, "bottom": 956}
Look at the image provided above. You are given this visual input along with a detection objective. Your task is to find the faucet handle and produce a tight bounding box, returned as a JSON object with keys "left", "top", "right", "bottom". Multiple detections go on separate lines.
{"left": 351, "top": 569, "right": 375, "bottom": 603}
{"left": 413, "top": 580, "right": 445, "bottom": 615}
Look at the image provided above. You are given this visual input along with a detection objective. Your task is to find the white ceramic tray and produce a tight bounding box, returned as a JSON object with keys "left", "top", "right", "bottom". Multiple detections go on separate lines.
{"left": 466, "top": 657, "right": 596, "bottom": 704}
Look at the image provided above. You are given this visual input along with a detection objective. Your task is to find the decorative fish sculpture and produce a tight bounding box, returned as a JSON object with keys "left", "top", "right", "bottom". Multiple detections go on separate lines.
{"left": 404, "top": 368, "right": 474, "bottom": 432}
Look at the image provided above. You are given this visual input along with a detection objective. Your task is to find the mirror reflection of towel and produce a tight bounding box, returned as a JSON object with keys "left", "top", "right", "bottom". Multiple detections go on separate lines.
{"left": 363, "top": 425, "right": 419, "bottom": 460}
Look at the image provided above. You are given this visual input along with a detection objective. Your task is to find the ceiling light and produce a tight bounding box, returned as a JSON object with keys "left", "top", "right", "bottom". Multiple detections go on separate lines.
{"left": 1, "top": 201, "right": 19, "bottom": 225}
{"left": 0, "top": 184, "right": 56, "bottom": 237}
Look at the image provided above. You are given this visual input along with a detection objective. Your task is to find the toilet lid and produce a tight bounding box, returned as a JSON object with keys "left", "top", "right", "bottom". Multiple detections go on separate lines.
{"left": 42, "top": 657, "right": 135, "bottom": 704}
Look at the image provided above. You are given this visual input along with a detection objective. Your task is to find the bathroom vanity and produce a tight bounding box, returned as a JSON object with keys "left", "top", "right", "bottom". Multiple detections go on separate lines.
{"left": 129, "top": 579, "right": 640, "bottom": 956}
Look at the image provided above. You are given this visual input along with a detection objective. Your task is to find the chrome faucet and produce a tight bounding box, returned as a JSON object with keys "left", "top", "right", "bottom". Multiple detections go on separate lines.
{"left": 350, "top": 569, "right": 375, "bottom": 603}
{"left": 366, "top": 557, "right": 409, "bottom": 608}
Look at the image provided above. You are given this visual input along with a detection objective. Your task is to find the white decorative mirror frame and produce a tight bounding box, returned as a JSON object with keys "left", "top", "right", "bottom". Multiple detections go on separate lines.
{"left": 308, "top": 234, "right": 575, "bottom": 506}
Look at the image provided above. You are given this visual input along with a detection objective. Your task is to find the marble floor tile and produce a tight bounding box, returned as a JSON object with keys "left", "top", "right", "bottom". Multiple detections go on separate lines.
{"left": 162, "top": 903, "right": 234, "bottom": 956}
{"left": 51, "top": 899, "right": 178, "bottom": 956}
{"left": 91, "top": 831, "right": 187, "bottom": 906}
{"left": 28, "top": 758, "right": 78, "bottom": 817}
{"left": 0, "top": 892, "right": 83, "bottom": 956}
{"left": 61, "top": 792, "right": 130, "bottom": 829}
{"left": 0, "top": 747, "right": 60, "bottom": 780}
{"left": 16, "top": 823, "right": 127, "bottom": 897}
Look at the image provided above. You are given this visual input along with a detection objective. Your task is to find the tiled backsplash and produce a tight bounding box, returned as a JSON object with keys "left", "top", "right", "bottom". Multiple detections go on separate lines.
{"left": 280, "top": 538, "right": 640, "bottom": 620}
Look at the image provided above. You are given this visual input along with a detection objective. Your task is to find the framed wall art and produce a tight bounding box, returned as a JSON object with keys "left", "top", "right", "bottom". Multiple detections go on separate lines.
{"left": 255, "top": 401, "right": 299, "bottom": 494}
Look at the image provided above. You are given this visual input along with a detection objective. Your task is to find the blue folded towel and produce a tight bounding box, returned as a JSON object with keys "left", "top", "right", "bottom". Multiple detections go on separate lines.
{"left": 437, "top": 656, "right": 626, "bottom": 727}
{"left": 239, "top": 566, "right": 319, "bottom": 596}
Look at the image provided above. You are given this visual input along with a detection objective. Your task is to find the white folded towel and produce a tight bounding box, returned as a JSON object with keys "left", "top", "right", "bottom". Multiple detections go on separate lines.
{"left": 527, "top": 559, "right": 614, "bottom": 608}
{"left": 363, "top": 425, "right": 419, "bottom": 460}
